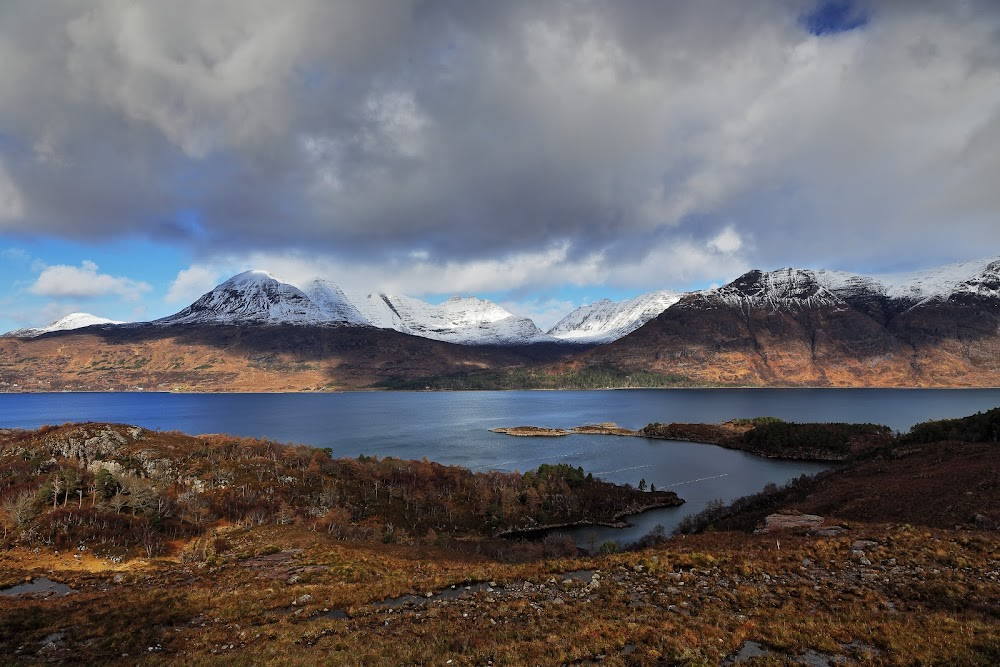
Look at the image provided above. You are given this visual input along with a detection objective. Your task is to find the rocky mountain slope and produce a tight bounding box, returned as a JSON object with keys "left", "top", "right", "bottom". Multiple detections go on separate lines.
{"left": 154, "top": 270, "right": 340, "bottom": 326}
{"left": 576, "top": 260, "right": 1000, "bottom": 386}
{"left": 0, "top": 323, "right": 579, "bottom": 392}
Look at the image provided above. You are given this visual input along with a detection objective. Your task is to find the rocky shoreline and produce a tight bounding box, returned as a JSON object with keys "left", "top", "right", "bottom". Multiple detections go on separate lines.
{"left": 492, "top": 419, "right": 888, "bottom": 462}
{"left": 499, "top": 497, "right": 686, "bottom": 539}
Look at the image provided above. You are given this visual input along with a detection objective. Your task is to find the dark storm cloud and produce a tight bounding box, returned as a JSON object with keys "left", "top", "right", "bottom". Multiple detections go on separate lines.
{"left": 0, "top": 0, "right": 998, "bottom": 276}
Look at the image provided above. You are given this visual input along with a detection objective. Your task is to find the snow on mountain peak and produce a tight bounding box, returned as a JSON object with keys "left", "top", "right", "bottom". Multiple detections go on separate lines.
{"left": 153, "top": 270, "right": 553, "bottom": 344}
{"left": 349, "top": 291, "right": 554, "bottom": 345}
{"left": 701, "top": 259, "right": 1000, "bottom": 313}
{"left": 812, "top": 258, "right": 1000, "bottom": 306}
{"left": 302, "top": 278, "right": 369, "bottom": 325}
{"left": 13, "top": 257, "right": 1000, "bottom": 346}
{"left": 683, "top": 267, "right": 849, "bottom": 313}
{"left": 354, "top": 293, "right": 552, "bottom": 345}
{"left": 157, "top": 269, "right": 332, "bottom": 326}
{"left": 548, "top": 291, "right": 682, "bottom": 343}
{"left": 3, "top": 312, "right": 123, "bottom": 338}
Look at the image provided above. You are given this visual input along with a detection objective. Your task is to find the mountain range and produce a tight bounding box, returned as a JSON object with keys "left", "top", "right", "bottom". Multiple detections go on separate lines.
{"left": 2, "top": 258, "right": 1000, "bottom": 390}
{"left": 579, "top": 259, "right": 1000, "bottom": 387}
{"left": 4, "top": 269, "right": 681, "bottom": 346}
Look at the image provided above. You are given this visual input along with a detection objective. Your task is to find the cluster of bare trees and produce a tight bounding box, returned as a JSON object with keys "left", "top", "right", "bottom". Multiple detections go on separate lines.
{"left": 2, "top": 425, "right": 672, "bottom": 557}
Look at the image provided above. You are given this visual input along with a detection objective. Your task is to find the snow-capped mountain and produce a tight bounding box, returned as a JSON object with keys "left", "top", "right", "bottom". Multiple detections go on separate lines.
{"left": 584, "top": 257, "right": 1000, "bottom": 388}
{"left": 351, "top": 292, "right": 555, "bottom": 345}
{"left": 152, "top": 270, "right": 553, "bottom": 345}
{"left": 10, "top": 258, "right": 1000, "bottom": 350}
{"left": 3, "top": 312, "right": 123, "bottom": 338}
{"left": 698, "top": 268, "right": 847, "bottom": 311}
{"left": 303, "top": 278, "right": 369, "bottom": 325}
{"left": 547, "top": 291, "right": 682, "bottom": 343}
{"left": 951, "top": 260, "right": 1000, "bottom": 299}
{"left": 155, "top": 270, "right": 334, "bottom": 326}
{"left": 814, "top": 258, "right": 1000, "bottom": 306}
{"left": 680, "top": 259, "right": 1000, "bottom": 315}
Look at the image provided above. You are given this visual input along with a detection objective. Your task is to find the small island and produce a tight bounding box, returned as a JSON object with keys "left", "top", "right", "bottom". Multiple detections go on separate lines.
{"left": 490, "top": 422, "right": 639, "bottom": 437}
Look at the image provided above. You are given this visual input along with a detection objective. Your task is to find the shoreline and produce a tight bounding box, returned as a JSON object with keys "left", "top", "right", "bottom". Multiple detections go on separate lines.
{"left": 5, "top": 385, "right": 1000, "bottom": 396}
{"left": 498, "top": 498, "right": 686, "bottom": 539}
{"left": 491, "top": 420, "right": 871, "bottom": 463}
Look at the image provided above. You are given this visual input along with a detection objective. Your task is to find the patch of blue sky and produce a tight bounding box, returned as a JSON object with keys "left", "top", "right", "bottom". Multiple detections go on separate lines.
{"left": 0, "top": 235, "right": 190, "bottom": 330}
{"left": 803, "top": 1, "right": 869, "bottom": 36}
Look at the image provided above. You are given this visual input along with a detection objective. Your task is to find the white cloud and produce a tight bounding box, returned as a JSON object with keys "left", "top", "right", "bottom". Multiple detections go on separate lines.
{"left": 1, "top": 2, "right": 995, "bottom": 285}
{"left": 1, "top": 247, "right": 31, "bottom": 263}
{"left": 0, "top": 162, "right": 24, "bottom": 220}
{"left": 166, "top": 227, "right": 752, "bottom": 314}
{"left": 28, "top": 260, "right": 152, "bottom": 301}
{"left": 599, "top": 235, "right": 752, "bottom": 291}
{"left": 708, "top": 226, "right": 744, "bottom": 255}
{"left": 166, "top": 265, "right": 221, "bottom": 304}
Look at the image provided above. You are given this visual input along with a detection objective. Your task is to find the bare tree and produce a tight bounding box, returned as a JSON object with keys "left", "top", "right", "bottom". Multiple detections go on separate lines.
{"left": 110, "top": 491, "right": 129, "bottom": 514}
{"left": 51, "top": 478, "right": 63, "bottom": 510}
{"left": 120, "top": 477, "right": 156, "bottom": 516}
{"left": 2, "top": 491, "right": 36, "bottom": 539}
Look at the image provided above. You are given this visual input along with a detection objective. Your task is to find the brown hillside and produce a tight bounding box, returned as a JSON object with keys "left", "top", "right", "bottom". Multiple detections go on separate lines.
{"left": 574, "top": 292, "right": 1000, "bottom": 387}
{"left": 0, "top": 325, "right": 581, "bottom": 392}
{"left": 780, "top": 441, "right": 1000, "bottom": 529}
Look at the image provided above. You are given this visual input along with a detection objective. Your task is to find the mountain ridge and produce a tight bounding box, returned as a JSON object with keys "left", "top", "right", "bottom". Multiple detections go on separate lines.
{"left": 2, "top": 312, "right": 124, "bottom": 338}
{"left": 3, "top": 257, "right": 1000, "bottom": 391}
{"left": 6, "top": 257, "right": 1000, "bottom": 348}
{"left": 571, "top": 259, "right": 1000, "bottom": 388}
{"left": 547, "top": 290, "right": 682, "bottom": 344}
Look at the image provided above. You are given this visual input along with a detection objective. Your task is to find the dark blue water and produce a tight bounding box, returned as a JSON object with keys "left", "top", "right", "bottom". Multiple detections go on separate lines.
{"left": 2, "top": 389, "right": 998, "bottom": 544}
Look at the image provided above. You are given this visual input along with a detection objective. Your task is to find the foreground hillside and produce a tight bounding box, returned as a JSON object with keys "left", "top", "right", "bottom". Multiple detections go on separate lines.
{"left": 3, "top": 519, "right": 996, "bottom": 665}
{"left": 1, "top": 415, "right": 998, "bottom": 664}
{"left": 0, "top": 423, "right": 675, "bottom": 557}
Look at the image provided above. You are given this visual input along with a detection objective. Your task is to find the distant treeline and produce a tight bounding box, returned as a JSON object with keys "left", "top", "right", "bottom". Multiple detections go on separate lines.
{"left": 903, "top": 407, "right": 1000, "bottom": 444}
{"left": 374, "top": 364, "right": 694, "bottom": 390}
{"left": 739, "top": 420, "right": 893, "bottom": 457}
{"left": 640, "top": 416, "right": 894, "bottom": 461}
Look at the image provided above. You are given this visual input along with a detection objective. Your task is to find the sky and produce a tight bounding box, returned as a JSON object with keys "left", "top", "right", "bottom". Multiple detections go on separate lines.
{"left": 1, "top": 0, "right": 999, "bottom": 332}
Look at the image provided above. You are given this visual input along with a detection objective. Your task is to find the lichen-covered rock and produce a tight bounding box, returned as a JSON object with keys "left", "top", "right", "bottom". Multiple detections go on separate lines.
{"left": 41, "top": 424, "right": 147, "bottom": 466}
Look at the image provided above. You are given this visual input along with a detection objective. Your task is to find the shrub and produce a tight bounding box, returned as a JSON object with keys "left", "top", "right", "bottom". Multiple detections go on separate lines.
{"left": 599, "top": 540, "right": 620, "bottom": 555}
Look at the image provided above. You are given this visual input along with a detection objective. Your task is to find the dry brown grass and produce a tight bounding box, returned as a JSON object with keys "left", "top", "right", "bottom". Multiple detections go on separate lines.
{"left": 2, "top": 522, "right": 997, "bottom": 665}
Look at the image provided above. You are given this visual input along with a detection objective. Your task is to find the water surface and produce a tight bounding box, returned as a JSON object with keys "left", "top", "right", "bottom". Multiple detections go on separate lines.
{"left": 2, "top": 389, "right": 997, "bottom": 543}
